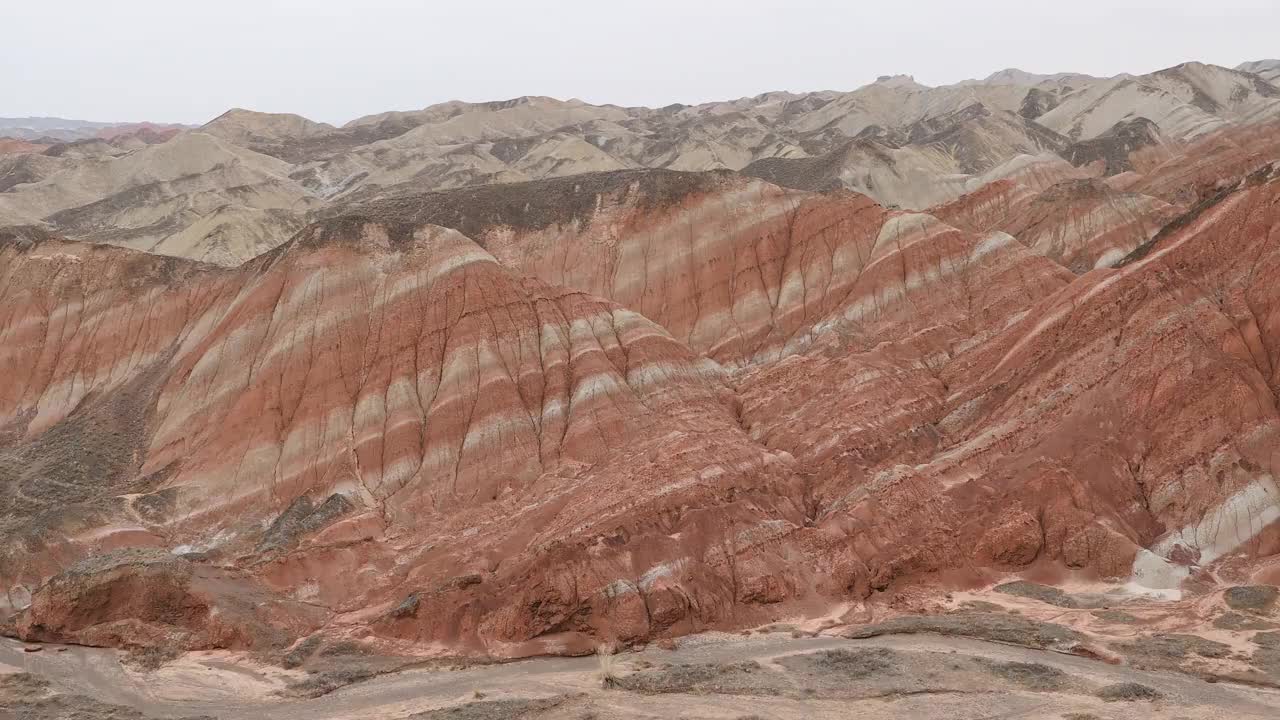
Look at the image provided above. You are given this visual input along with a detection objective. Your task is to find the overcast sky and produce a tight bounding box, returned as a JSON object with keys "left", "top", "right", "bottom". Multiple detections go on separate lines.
{"left": 3, "top": 0, "right": 1277, "bottom": 125}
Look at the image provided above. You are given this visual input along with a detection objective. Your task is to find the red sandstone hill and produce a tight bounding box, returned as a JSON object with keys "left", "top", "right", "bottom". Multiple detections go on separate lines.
{"left": 4, "top": 62, "right": 1280, "bottom": 659}
{"left": 0, "top": 138, "right": 51, "bottom": 156}
{"left": 2, "top": 156, "right": 1279, "bottom": 656}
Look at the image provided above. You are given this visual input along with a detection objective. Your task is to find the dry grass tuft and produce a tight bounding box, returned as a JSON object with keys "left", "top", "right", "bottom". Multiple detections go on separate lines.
{"left": 597, "top": 641, "right": 620, "bottom": 689}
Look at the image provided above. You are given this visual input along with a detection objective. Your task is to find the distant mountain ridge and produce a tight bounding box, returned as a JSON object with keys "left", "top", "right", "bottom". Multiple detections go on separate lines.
{"left": 957, "top": 68, "right": 1102, "bottom": 86}
{"left": 1, "top": 59, "right": 1279, "bottom": 265}
{"left": 1239, "top": 58, "right": 1280, "bottom": 84}
{"left": 0, "top": 117, "right": 190, "bottom": 142}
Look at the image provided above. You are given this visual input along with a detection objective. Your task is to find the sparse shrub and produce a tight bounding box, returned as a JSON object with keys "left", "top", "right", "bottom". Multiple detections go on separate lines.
{"left": 1096, "top": 682, "right": 1163, "bottom": 702}
{"left": 981, "top": 660, "right": 1067, "bottom": 691}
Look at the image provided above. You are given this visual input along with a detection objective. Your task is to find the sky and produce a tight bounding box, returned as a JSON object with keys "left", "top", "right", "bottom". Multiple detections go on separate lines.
{"left": 3, "top": 0, "right": 1278, "bottom": 126}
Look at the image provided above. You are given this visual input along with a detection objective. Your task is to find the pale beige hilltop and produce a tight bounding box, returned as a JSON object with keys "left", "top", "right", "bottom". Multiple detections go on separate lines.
{"left": 200, "top": 108, "right": 336, "bottom": 152}
{"left": 1036, "top": 61, "right": 1280, "bottom": 141}
{"left": 1239, "top": 59, "right": 1280, "bottom": 85}
{"left": 0, "top": 131, "right": 318, "bottom": 264}
{"left": 1, "top": 59, "right": 1278, "bottom": 265}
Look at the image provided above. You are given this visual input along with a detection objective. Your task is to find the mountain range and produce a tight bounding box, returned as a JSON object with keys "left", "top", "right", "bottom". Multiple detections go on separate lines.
{"left": 2, "top": 60, "right": 1277, "bottom": 265}
{"left": 2, "top": 58, "right": 1280, "bottom": 693}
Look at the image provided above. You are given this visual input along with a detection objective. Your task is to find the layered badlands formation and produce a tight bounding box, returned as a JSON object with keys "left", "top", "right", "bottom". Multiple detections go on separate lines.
{"left": 3, "top": 60, "right": 1280, "bottom": 266}
{"left": 1, "top": 60, "right": 1280, "bottom": 663}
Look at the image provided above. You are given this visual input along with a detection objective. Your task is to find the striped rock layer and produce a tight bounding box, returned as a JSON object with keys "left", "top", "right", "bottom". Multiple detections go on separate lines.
{"left": 934, "top": 177, "right": 1181, "bottom": 272}
{"left": 2, "top": 162, "right": 1280, "bottom": 656}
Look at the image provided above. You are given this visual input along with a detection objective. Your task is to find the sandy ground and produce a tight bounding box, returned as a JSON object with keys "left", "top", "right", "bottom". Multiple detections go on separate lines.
{"left": 3, "top": 624, "right": 1279, "bottom": 720}
{"left": 3, "top": 581, "right": 1278, "bottom": 719}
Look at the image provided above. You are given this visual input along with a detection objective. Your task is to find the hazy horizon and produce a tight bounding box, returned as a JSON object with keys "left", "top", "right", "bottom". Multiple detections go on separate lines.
{"left": 3, "top": 0, "right": 1278, "bottom": 126}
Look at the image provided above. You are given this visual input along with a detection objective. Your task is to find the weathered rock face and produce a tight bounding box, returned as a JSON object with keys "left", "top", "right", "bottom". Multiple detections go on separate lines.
{"left": 1063, "top": 118, "right": 1175, "bottom": 176}
{"left": 0, "top": 217, "right": 808, "bottom": 653}
{"left": 931, "top": 120, "right": 1280, "bottom": 277}
{"left": 350, "top": 170, "right": 902, "bottom": 366}
{"left": 1114, "top": 120, "right": 1280, "bottom": 205}
{"left": 12, "top": 549, "right": 326, "bottom": 652}
{"left": 739, "top": 165, "right": 1280, "bottom": 593}
{"left": 0, "top": 132, "right": 321, "bottom": 265}
{"left": 3, "top": 161, "right": 1280, "bottom": 658}
{"left": 1037, "top": 62, "right": 1280, "bottom": 142}
{"left": 934, "top": 177, "right": 1181, "bottom": 272}
{"left": 1239, "top": 60, "right": 1280, "bottom": 86}
{"left": 739, "top": 108, "right": 1070, "bottom": 209}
